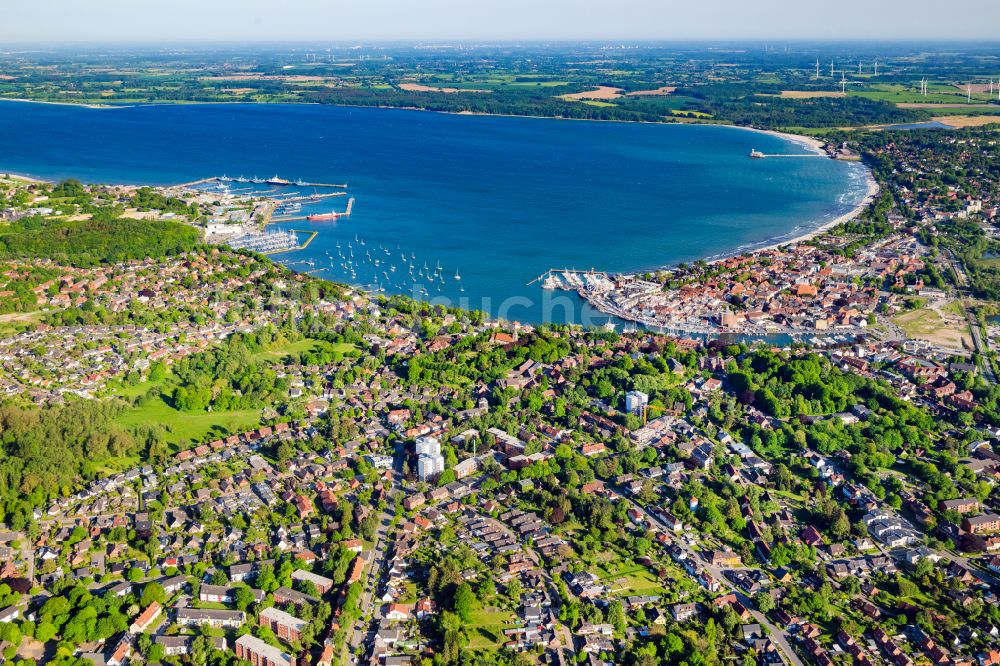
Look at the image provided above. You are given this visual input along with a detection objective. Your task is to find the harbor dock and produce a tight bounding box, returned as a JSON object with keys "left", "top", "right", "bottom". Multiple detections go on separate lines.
{"left": 177, "top": 175, "right": 349, "bottom": 189}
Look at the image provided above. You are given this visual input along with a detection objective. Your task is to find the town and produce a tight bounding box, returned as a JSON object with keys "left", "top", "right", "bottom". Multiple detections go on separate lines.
{"left": 2, "top": 72, "right": 1000, "bottom": 666}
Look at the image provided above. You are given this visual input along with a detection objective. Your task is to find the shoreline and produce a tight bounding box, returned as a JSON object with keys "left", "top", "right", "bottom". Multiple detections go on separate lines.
{"left": 0, "top": 97, "right": 124, "bottom": 110}
{"left": 0, "top": 171, "right": 50, "bottom": 185}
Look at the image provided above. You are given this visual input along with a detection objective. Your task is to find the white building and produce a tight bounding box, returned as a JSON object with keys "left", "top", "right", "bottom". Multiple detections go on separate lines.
{"left": 625, "top": 390, "right": 649, "bottom": 415}
{"left": 418, "top": 453, "right": 444, "bottom": 482}
{"left": 415, "top": 436, "right": 441, "bottom": 457}
{"left": 415, "top": 436, "right": 445, "bottom": 482}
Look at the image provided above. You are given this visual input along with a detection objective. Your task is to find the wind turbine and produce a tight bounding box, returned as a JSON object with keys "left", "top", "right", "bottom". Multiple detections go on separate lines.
{"left": 830, "top": 60, "right": 835, "bottom": 77}
{"left": 858, "top": 60, "right": 863, "bottom": 75}
{"left": 967, "top": 85, "right": 973, "bottom": 103}
{"left": 840, "top": 72, "right": 848, "bottom": 94}
{"left": 815, "top": 57, "right": 821, "bottom": 79}
{"left": 873, "top": 58, "right": 878, "bottom": 76}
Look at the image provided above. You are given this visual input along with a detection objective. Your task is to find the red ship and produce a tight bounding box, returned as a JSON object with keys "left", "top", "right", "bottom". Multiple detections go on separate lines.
{"left": 307, "top": 198, "right": 354, "bottom": 221}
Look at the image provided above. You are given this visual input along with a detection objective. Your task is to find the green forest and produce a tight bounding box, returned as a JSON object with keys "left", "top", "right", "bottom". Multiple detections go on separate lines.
{"left": 0, "top": 215, "right": 199, "bottom": 266}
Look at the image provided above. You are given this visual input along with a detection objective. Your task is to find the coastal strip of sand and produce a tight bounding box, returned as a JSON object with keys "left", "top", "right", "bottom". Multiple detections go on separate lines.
{"left": 728, "top": 124, "right": 828, "bottom": 155}
{"left": 0, "top": 97, "right": 122, "bottom": 110}
{"left": 0, "top": 171, "right": 49, "bottom": 184}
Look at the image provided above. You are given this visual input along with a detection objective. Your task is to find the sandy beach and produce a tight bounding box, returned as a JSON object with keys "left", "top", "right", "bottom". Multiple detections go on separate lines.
{"left": 0, "top": 171, "right": 49, "bottom": 185}
{"left": 0, "top": 98, "right": 121, "bottom": 110}
{"left": 730, "top": 124, "right": 828, "bottom": 155}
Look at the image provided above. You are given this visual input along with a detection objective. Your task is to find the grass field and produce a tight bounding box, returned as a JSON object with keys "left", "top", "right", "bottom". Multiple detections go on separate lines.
{"left": 115, "top": 397, "right": 262, "bottom": 446}
{"left": 466, "top": 607, "right": 517, "bottom": 649}
{"left": 893, "top": 300, "right": 972, "bottom": 351}
{"left": 592, "top": 552, "right": 668, "bottom": 597}
{"left": 83, "top": 455, "right": 142, "bottom": 478}
{"left": 250, "top": 337, "right": 320, "bottom": 361}
{"left": 0, "top": 310, "right": 47, "bottom": 338}
{"left": 108, "top": 337, "right": 352, "bottom": 445}
{"left": 852, "top": 83, "right": 987, "bottom": 105}
{"left": 252, "top": 338, "right": 355, "bottom": 364}
{"left": 780, "top": 91, "right": 846, "bottom": 99}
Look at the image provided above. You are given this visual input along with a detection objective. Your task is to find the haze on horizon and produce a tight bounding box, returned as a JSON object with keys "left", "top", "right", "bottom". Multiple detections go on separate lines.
{"left": 2, "top": 0, "right": 999, "bottom": 44}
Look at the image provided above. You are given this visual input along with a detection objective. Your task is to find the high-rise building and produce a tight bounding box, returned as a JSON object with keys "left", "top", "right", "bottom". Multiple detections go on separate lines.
{"left": 625, "top": 390, "right": 649, "bottom": 415}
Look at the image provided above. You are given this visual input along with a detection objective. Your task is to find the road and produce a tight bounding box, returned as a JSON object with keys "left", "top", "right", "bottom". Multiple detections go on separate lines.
{"left": 12, "top": 532, "right": 33, "bottom": 587}
{"left": 615, "top": 490, "right": 804, "bottom": 666}
{"left": 346, "top": 466, "right": 401, "bottom": 665}
{"left": 345, "top": 504, "right": 395, "bottom": 664}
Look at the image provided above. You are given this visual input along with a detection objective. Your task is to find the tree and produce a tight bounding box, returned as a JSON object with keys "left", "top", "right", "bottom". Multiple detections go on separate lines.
{"left": 257, "top": 564, "right": 277, "bottom": 592}
{"left": 232, "top": 585, "right": 256, "bottom": 611}
{"left": 141, "top": 582, "right": 166, "bottom": 606}
{"left": 34, "top": 622, "right": 57, "bottom": 643}
{"left": 607, "top": 600, "right": 626, "bottom": 633}
{"left": 453, "top": 582, "right": 475, "bottom": 623}
{"left": 146, "top": 643, "right": 165, "bottom": 663}
{"left": 753, "top": 591, "right": 775, "bottom": 613}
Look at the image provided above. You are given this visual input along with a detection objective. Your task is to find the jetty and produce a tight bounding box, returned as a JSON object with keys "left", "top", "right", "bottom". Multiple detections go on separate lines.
{"left": 528, "top": 268, "right": 609, "bottom": 287}
{"left": 177, "top": 176, "right": 349, "bottom": 189}
{"left": 749, "top": 152, "right": 826, "bottom": 159}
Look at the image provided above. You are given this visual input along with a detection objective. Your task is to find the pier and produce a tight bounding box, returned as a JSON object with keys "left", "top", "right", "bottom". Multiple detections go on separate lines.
{"left": 750, "top": 153, "right": 827, "bottom": 158}
{"left": 175, "top": 177, "right": 217, "bottom": 188}
{"left": 527, "top": 268, "right": 608, "bottom": 286}
{"left": 283, "top": 192, "right": 346, "bottom": 202}
{"left": 176, "top": 176, "right": 349, "bottom": 189}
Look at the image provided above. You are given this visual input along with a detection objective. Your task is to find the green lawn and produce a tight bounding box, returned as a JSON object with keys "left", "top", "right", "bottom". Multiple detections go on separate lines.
{"left": 590, "top": 551, "right": 669, "bottom": 597}
{"left": 108, "top": 336, "right": 355, "bottom": 444}
{"left": 0, "top": 310, "right": 47, "bottom": 338}
{"left": 252, "top": 339, "right": 356, "bottom": 364}
{"left": 251, "top": 337, "right": 321, "bottom": 362}
{"left": 596, "top": 564, "right": 666, "bottom": 596}
{"left": 466, "top": 607, "right": 517, "bottom": 650}
{"left": 115, "top": 396, "right": 262, "bottom": 445}
{"left": 83, "top": 455, "right": 143, "bottom": 478}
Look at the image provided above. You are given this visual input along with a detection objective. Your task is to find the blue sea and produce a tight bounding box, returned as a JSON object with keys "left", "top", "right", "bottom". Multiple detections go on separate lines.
{"left": 0, "top": 101, "right": 868, "bottom": 325}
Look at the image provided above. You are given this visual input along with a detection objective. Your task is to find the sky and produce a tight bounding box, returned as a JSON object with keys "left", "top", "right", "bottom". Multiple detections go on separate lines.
{"left": 2, "top": 0, "right": 999, "bottom": 43}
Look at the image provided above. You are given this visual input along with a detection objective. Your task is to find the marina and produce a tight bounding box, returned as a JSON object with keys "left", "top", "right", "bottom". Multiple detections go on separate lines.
{"left": 177, "top": 175, "right": 348, "bottom": 189}
{"left": 226, "top": 229, "right": 310, "bottom": 254}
